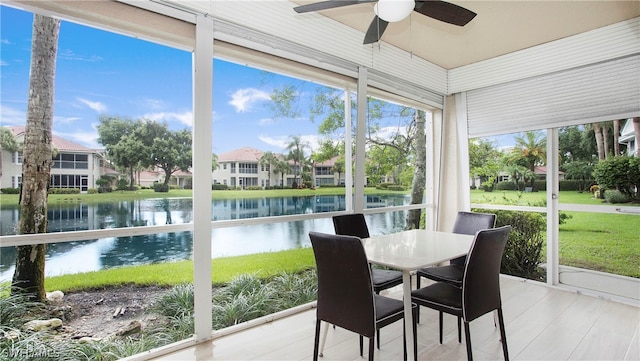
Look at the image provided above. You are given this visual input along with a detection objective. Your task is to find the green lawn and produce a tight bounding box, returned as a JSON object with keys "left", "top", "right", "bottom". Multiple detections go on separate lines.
{"left": 43, "top": 247, "right": 316, "bottom": 292}
{"left": 0, "top": 186, "right": 407, "bottom": 206}
{"left": 470, "top": 189, "right": 638, "bottom": 206}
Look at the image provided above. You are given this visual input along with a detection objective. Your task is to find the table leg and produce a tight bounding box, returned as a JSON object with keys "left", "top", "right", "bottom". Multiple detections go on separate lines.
{"left": 402, "top": 271, "right": 414, "bottom": 361}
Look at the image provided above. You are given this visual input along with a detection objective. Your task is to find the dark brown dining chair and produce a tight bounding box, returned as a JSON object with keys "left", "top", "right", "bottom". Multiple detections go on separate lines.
{"left": 415, "top": 211, "right": 496, "bottom": 340}
{"left": 411, "top": 226, "right": 511, "bottom": 361}
{"left": 332, "top": 213, "right": 404, "bottom": 294}
{"left": 309, "top": 231, "right": 417, "bottom": 361}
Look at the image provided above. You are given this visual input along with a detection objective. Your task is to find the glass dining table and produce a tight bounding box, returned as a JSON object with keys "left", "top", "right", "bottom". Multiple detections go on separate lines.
{"left": 361, "top": 229, "right": 474, "bottom": 360}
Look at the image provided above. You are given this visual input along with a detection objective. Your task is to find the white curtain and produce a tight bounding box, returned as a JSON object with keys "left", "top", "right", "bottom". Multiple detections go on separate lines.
{"left": 435, "top": 94, "right": 471, "bottom": 231}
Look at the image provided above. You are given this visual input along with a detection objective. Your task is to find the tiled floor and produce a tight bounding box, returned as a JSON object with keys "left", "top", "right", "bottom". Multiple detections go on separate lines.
{"left": 150, "top": 277, "right": 639, "bottom": 361}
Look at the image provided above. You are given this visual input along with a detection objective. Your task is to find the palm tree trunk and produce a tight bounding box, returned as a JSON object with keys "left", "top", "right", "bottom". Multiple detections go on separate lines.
{"left": 13, "top": 14, "right": 60, "bottom": 301}
{"left": 613, "top": 119, "right": 620, "bottom": 156}
{"left": 602, "top": 123, "right": 610, "bottom": 159}
{"left": 593, "top": 123, "right": 605, "bottom": 160}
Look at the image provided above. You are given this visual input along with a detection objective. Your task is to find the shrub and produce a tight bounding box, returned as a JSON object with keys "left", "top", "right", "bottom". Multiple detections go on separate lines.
{"left": 375, "top": 182, "right": 394, "bottom": 190}
{"left": 48, "top": 188, "right": 81, "bottom": 194}
{"left": 0, "top": 187, "right": 19, "bottom": 194}
{"left": 87, "top": 188, "right": 98, "bottom": 194}
{"left": 604, "top": 189, "right": 630, "bottom": 204}
{"left": 116, "top": 178, "right": 129, "bottom": 191}
{"left": 474, "top": 208, "right": 545, "bottom": 281}
{"left": 387, "top": 185, "right": 405, "bottom": 191}
{"left": 594, "top": 155, "right": 640, "bottom": 201}
{"left": 212, "top": 184, "right": 228, "bottom": 190}
{"left": 153, "top": 183, "right": 169, "bottom": 192}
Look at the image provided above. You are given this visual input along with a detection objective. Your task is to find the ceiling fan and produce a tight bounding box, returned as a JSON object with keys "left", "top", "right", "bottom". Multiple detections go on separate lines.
{"left": 293, "top": 0, "right": 477, "bottom": 44}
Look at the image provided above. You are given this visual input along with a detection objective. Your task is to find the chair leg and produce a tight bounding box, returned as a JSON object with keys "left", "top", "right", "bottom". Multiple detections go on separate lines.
{"left": 438, "top": 311, "right": 443, "bottom": 344}
{"left": 413, "top": 307, "right": 418, "bottom": 361}
{"left": 368, "top": 337, "right": 375, "bottom": 361}
{"left": 360, "top": 335, "right": 364, "bottom": 356}
{"left": 463, "top": 321, "right": 473, "bottom": 361}
{"left": 377, "top": 330, "right": 380, "bottom": 349}
{"left": 313, "top": 320, "right": 321, "bottom": 361}
{"left": 497, "top": 308, "right": 510, "bottom": 361}
{"left": 458, "top": 316, "right": 462, "bottom": 343}
{"left": 319, "top": 321, "right": 329, "bottom": 357}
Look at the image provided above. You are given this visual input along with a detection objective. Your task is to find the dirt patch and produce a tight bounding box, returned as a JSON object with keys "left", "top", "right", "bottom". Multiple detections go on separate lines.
{"left": 46, "top": 284, "right": 170, "bottom": 339}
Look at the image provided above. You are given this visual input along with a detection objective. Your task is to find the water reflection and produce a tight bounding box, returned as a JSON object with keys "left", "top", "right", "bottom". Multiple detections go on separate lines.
{"left": 0, "top": 194, "right": 410, "bottom": 280}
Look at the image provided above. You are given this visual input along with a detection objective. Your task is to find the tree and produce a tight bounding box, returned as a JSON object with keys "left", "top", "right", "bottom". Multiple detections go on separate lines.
{"left": 405, "top": 110, "right": 426, "bottom": 230}
{"left": 285, "top": 135, "right": 307, "bottom": 187}
{"left": 613, "top": 119, "right": 621, "bottom": 156}
{"left": 143, "top": 121, "right": 192, "bottom": 189}
{"left": 0, "top": 127, "right": 18, "bottom": 179}
{"left": 97, "top": 116, "right": 147, "bottom": 189}
{"left": 259, "top": 151, "right": 282, "bottom": 188}
{"left": 469, "top": 138, "right": 502, "bottom": 190}
{"left": 592, "top": 122, "right": 606, "bottom": 160}
{"left": 507, "top": 131, "right": 546, "bottom": 190}
{"left": 12, "top": 14, "right": 60, "bottom": 300}
{"left": 211, "top": 153, "right": 219, "bottom": 171}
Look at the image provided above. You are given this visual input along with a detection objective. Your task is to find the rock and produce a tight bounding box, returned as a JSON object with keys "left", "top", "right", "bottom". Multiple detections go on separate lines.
{"left": 23, "top": 318, "right": 63, "bottom": 332}
{"left": 46, "top": 290, "right": 64, "bottom": 302}
{"left": 78, "top": 336, "right": 102, "bottom": 343}
{"left": 115, "top": 320, "right": 142, "bottom": 336}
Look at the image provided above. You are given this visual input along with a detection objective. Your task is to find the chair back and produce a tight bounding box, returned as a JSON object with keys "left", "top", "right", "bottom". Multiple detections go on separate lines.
{"left": 452, "top": 211, "right": 497, "bottom": 236}
{"left": 332, "top": 213, "right": 370, "bottom": 239}
{"left": 309, "top": 231, "right": 376, "bottom": 338}
{"left": 462, "top": 225, "right": 511, "bottom": 322}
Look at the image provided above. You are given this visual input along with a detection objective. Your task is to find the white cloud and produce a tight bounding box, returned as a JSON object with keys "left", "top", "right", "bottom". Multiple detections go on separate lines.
{"left": 141, "top": 98, "right": 164, "bottom": 110}
{"left": 258, "top": 134, "right": 322, "bottom": 153}
{"left": 374, "top": 126, "right": 407, "bottom": 141}
{"left": 258, "top": 118, "right": 275, "bottom": 126}
{"left": 1, "top": 39, "right": 10, "bottom": 45}
{"left": 0, "top": 104, "right": 26, "bottom": 125}
{"left": 229, "top": 88, "right": 270, "bottom": 113}
{"left": 0, "top": 60, "right": 8, "bottom": 66}
{"left": 143, "top": 111, "right": 193, "bottom": 127}
{"left": 77, "top": 98, "right": 107, "bottom": 113}
{"left": 54, "top": 116, "right": 82, "bottom": 125}
{"left": 58, "top": 49, "right": 103, "bottom": 62}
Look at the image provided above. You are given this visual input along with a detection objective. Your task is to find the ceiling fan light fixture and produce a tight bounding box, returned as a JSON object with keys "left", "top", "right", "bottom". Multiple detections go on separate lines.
{"left": 374, "top": 0, "right": 415, "bottom": 22}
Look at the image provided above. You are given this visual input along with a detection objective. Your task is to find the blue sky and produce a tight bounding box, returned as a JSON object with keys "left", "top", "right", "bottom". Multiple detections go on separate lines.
{"left": 0, "top": 5, "right": 328, "bottom": 155}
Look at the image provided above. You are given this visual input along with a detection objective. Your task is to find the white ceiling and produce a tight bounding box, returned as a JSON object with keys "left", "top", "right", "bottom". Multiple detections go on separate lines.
{"left": 292, "top": 1, "right": 640, "bottom": 69}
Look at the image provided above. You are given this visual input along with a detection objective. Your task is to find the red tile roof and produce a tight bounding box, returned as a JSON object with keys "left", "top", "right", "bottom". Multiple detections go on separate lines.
{"left": 6, "top": 126, "right": 100, "bottom": 153}
{"left": 218, "top": 147, "right": 264, "bottom": 162}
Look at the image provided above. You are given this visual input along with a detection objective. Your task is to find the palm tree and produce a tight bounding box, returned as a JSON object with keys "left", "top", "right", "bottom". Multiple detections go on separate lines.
{"left": 508, "top": 131, "right": 546, "bottom": 190}
{"left": 592, "top": 122, "right": 606, "bottom": 160}
{"left": 13, "top": 14, "right": 60, "bottom": 300}
{"left": 285, "top": 135, "right": 307, "bottom": 188}
{"left": 0, "top": 127, "right": 18, "bottom": 179}
{"left": 259, "top": 151, "right": 280, "bottom": 188}
{"left": 274, "top": 158, "right": 291, "bottom": 189}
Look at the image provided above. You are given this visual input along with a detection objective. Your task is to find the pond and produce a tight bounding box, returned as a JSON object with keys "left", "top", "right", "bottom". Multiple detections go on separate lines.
{"left": 0, "top": 194, "right": 411, "bottom": 280}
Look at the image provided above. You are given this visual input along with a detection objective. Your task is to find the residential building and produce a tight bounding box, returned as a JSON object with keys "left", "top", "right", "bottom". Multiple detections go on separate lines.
{"left": 619, "top": 118, "right": 638, "bottom": 156}
{"left": 0, "top": 126, "right": 112, "bottom": 192}
{"left": 213, "top": 147, "right": 341, "bottom": 189}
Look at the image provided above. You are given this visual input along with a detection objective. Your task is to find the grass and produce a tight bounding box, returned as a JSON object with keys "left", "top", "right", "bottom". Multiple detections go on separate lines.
{"left": 0, "top": 186, "right": 409, "bottom": 207}
{"left": 559, "top": 212, "right": 640, "bottom": 277}
{"left": 44, "top": 247, "right": 315, "bottom": 292}
{"left": 470, "top": 189, "right": 640, "bottom": 206}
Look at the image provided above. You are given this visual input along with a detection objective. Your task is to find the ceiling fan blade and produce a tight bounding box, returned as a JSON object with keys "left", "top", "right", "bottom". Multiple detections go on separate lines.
{"left": 363, "top": 16, "right": 389, "bottom": 44}
{"left": 414, "top": 0, "right": 477, "bottom": 26}
{"left": 293, "top": 0, "right": 376, "bottom": 14}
